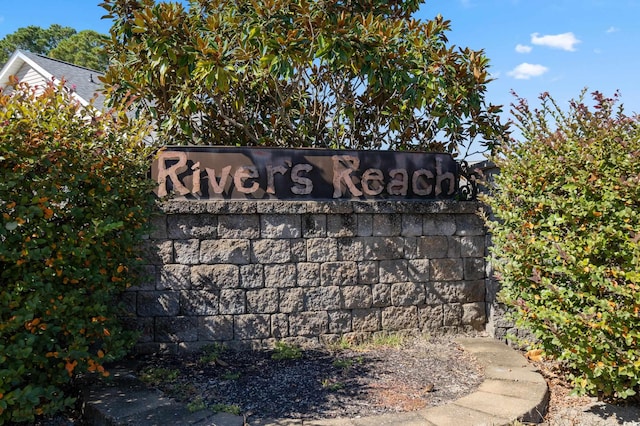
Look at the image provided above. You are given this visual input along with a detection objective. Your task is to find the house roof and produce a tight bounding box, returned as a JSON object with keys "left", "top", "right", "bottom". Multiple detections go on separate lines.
{"left": 0, "top": 49, "right": 105, "bottom": 110}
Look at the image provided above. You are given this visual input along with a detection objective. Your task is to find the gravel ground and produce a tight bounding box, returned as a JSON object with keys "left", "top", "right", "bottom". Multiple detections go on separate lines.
{"left": 534, "top": 358, "right": 640, "bottom": 426}
{"left": 137, "top": 335, "right": 484, "bottom": 424}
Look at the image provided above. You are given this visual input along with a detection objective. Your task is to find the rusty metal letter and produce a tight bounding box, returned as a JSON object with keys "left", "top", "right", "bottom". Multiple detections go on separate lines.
{"left": 267, "top": 164, "right": 288, "bottom": 194}
{"left": 191, "top": 162, "right": 201, "bottom": 195}
{"left": 435, "top": 157, "right": 455, "bottom": 196}
{"left": 412, "top": 169, "right": 434, "bottom": 196}
{"left": 362, "top": 168, "right": 385, "bottom": 196}
{"left": 332, "top": 155, "right": 363, "bottom": 198}
{"left": 387, "top": 169, "right": 408, "bottom": 196}
{"left": 291, "top": 164, "right": 314, "bottom": 195}
{"left": 205, "top": 166, "right": 232, "bottom": 194}
{"left": 234, "top": 166, "right": 260, "bottom": 194}
{"left": 156, "top": 151, "right": 190, "bottom": 197}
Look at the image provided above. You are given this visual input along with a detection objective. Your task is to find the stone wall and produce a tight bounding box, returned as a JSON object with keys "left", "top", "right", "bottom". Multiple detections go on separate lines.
{"left": 125, "top": 199, "right": 488, "bottom": 353}
{"left": 473, "top": 160, "right": 517, "bottom": 343}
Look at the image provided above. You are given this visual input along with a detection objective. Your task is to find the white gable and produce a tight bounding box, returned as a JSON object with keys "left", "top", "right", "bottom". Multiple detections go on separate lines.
{"left": 4, "top": 62, "right": 50, "bottom": 97}
{"left": 0, "top": 50, "right": 98, "bottom": 107}
{"left": 1, "top": 51, "right": 52, "bottom": 88}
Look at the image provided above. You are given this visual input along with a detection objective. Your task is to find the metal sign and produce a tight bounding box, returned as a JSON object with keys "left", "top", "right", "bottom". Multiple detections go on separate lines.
{"left": 151, "top": 146, "right": 461, "bottom": 200}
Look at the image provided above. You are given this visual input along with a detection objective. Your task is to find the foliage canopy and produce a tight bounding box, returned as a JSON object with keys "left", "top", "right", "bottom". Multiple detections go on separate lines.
{"left": 0, "top": 25, "right": 75, "bottom": 65}
{"left": 0, "top": 25, "right": 109, "bottom": 71}
{"left": 48, "top": 30, "right": 110, "bottom": 71}
{"left": 482, "top": 90, "right": 640, "bottom": 399}
{"left": 100, "top": 0, "right": 508, "bottom": 157}
{"left": 0, "top": 79, "right": 155, "bottom": 422}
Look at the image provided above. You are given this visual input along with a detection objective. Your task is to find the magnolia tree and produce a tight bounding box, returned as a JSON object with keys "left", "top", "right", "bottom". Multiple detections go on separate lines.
{"left": 100, "top": 0, "right": 509, "bottom": 157}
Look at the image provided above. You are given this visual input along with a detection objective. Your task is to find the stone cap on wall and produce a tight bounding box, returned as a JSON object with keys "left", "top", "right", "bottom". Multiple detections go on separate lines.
{"left": 157, "top": 199, "right": 483, "bottom": 215}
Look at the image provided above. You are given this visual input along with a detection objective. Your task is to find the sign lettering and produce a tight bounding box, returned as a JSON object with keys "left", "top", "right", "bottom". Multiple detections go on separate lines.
{"left": 151, "top": 147, "right": 460, "bottom": 200}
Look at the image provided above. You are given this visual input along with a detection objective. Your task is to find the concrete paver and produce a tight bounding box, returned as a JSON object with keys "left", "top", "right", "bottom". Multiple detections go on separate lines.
{"left": 478, "top": 379, "right": 548, "bottom": 401}
{"left": 250, "top": 419, "right": 304, "bottom": 426}
{"left": 354, "top": 411, "right": 436, "bottom": 426}
{"left": 418, "top": 404, "right": 508, "bottom": 426}
{"left": 84, "top": 387, "right": 175, "bottom": 424}
{"left": 483, "top": 364, "right": 547, "bottom": 384}
{"left": 454, "top": 391, "right": 544, "bottom": 421}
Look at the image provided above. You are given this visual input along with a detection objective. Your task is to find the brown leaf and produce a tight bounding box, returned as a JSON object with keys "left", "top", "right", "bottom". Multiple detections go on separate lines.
{"left": 526, "top": 349, "right": 544, "bottom": 362}
{"left": 528, "top": 268, "right": 541, "bottom": 284}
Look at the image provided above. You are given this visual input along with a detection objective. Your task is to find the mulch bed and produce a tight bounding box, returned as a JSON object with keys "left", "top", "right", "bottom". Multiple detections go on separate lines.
{"left": 137, "top": 335, "right": 485, "bottom": 423}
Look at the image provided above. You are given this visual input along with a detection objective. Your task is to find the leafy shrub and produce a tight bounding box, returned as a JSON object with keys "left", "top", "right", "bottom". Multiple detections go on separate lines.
{"left": 0, "top": 79, "right": 155, "bottom": 422}
{"left": 482, "top": 90, "right": 640, "bottom": 399}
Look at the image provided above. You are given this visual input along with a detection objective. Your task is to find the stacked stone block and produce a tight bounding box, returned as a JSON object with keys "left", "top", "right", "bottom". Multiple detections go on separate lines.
{"left": 130, "top": 200, "right": 487, "bottom": 353}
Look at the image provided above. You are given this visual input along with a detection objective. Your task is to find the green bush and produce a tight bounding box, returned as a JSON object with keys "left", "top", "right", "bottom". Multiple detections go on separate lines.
{"left": 0, "top": 79, "right": 155, "bottom": 422}
{"left": 482, "top": 90, "right": 640, "bottom": 399}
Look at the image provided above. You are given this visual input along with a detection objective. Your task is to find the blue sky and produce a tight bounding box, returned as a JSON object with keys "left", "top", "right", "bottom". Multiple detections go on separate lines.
{"left": 2, "top": 0, "right": 639, "bottom": 152}
{"left": 417, "top": 1, "right": 640, "bottom": 122}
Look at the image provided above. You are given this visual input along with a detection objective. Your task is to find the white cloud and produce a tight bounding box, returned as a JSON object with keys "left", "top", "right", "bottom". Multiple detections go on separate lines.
{"left": 515, "top": 44, "right": 532, "bottom": 53}
{"left": 531, "top": 32, "right": 580, "bottom": 51}
{"left": 507, "top": 63, "right": 549, "bottom": 80}
{"left": 606, "top": 26, "right": 619, "bottom": 34}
